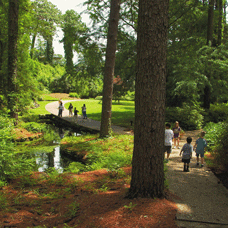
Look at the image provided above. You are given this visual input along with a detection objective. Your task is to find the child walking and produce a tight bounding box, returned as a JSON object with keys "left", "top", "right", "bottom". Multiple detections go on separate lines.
{"left": 173, "top": 121, "right": 181, "bottom": 149}
{"left": 74, "top": 107, "right": 79, "bottom": 123}
{"left": 194, "top": 131, "right": 207, "bottom": 167}
{"left": 180, "top": 137, "right": 193, "bottom": 172}
{"left": 68, "top": 103, "right": 73, "bottom": 117}
{"left": 164, "top": 123, "right": 174, "bottom": 161}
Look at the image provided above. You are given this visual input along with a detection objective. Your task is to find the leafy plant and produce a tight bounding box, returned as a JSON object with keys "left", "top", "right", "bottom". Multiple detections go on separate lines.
{"left": 124, "top": 202, "right": 137, "bottom": 211}
{"left": 0, "top": 192, "right": 8, "bottom": 210}
{"left": 65, "top": 201, "right": 80, "bottom": 218}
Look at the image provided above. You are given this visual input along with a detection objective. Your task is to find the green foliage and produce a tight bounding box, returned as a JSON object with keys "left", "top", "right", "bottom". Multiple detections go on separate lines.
{"left": 44, "top": 167, "right": 66, "bottom": 186}
{"left": 0, "top": 192, "right": 8, "bottom": 210}
{"left": 166, "top": 103, "right": 204, "bottom": 130}
{"left": 19, "top": 121, "right": 47, "bottom": 133}
{"left": 124, "top": 202, "right": 137, "bottom": 211}
{"left": 66, "top": 162, "right": 86, "bottom": 174}
{"left": 65, "top": 201, "right": 80, "bottom": 218}
{"left": 204, "top": 122, "right": 228, "bottom": 171}
{"left": 204, "top": 103, "right": 228, "bottom": 123}
{"left": 204, "top": 122, "right": 223, "bottom": 151}
{"left": 69, "top": 92, "right": 80, "bottom": 98}
{"left": 62, "top": 134, "right": 133, "bottom": 173}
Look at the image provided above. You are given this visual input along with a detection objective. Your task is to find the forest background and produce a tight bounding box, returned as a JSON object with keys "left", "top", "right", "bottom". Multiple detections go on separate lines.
{"left": 2, "top": 0, "right": 228, "bottom": 130}
{"left": 0, "top": 0, "right": 228, "bottom": 218}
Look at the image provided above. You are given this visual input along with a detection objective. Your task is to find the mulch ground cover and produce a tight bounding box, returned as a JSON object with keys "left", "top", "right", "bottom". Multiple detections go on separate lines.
{"left": 0, "top": 168, "right": 178, "bottom": 228}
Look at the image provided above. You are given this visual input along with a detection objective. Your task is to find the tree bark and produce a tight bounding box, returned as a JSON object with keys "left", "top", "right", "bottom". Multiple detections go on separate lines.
{"left": 46, "top": 37, "right": 53, "bottom": 65}
{"left": 128, "top": 0, "right": 169, "bottom": 198}
{"left": 206, "top": 0, "right": 214, "bottom": 46}
{"left": 204, "top": 0, "right": 214, "bottom": 109}
{"left": 30, "top": 34, "right": 36, "bottom": 59}
{"left": 217, "top": 0, "right": 222, "bottom": 45}
{"left": 8, "top": 0, "right": 19, "bottom": 119}
{"left": 100, "top": 0, "right": 121, "bottom": 138}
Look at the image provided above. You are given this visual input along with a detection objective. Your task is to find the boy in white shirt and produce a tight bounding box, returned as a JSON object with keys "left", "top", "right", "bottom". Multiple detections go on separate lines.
{"left": 164, "top": 123, "right": 174, "bottom": 160}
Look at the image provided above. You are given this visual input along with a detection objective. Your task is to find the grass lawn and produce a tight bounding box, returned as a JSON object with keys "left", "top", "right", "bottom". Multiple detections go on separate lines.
{"left": 28, "top": 94, "right": 135, "bottom": 128}
{"left": 70, "top": 100, "right": 135, "bottom": 128}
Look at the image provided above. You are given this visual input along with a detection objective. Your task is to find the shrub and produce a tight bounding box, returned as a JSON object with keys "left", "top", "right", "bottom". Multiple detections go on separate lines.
{"left": 166, "top": 104, "right": 204, "bottom": 130}
{"left": 204, "top": 103, "right": 228, "bottom": 123}
{"left": 203, "top": 122, "right": 224, "bottom": 151}
{"left": 0, "top": 116, "right": 36, "bottom": 181}
{"left": 69, "top": 92, "right": 80, "bottom": 98}
{"left": 204, "top": 122, "right": 228, "bottom": 171}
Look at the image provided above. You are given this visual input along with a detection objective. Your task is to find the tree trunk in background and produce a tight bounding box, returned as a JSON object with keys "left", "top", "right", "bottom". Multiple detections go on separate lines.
{"left": 204, "top": 0, "right": 214, "bottom": 109}
{"left": 30, "top": 34, "right": 36, "bottom": 59}
{"left": 46, "top": 37, "right": 53, "bottom": 65}
{"left": 63, "top": 39, "right": 74, "bottom": 75}
{"left": 217, "top": 0, "right": 222, "bottom": 45}
{"left": 100, "top": 0, "right": 121, "bottom": 138}
{"left": 128, "top": 0, "right": 169, "bottom": 198}
{"left": 8, "top": 0, "right": 19, "bottom": 120}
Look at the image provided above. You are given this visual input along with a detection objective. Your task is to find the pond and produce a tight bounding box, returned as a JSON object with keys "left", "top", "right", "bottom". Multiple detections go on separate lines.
{"left": 35, "top": 128, "right": 82, "bottom": 173}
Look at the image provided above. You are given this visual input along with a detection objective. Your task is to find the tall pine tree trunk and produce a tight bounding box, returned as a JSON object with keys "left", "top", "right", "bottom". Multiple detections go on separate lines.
{"left": 46, "top": 37, "right": 53, "bottom": 65}
{"left": 30, "top": 34, "right": 36, "bottom": 59}
{"left": 8, "top": 0, "right": 19, "bottom": 120}
{"left": 100, "top": 0, "right": 121, "bottom": 138}
{"left": 128, "top": 0, "right": 169, "bottom": 198}
{"left": 217, "top": 0, "right": 222, "bottom": 46}
{"left": 204, "top": 0, "right": 214, "bottom": 110}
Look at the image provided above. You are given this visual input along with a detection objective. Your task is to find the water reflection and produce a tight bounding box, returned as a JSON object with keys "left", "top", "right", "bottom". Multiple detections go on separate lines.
{"left": 36, "top": 146, "right": 64, "bottom": 173}
{"left": 36, "top": 128, "right": 81, "bottom": 172}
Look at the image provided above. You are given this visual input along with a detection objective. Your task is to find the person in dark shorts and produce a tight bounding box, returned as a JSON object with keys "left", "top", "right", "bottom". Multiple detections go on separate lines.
{"left": 164, "top": 123, "right": 174, "bottom": 161}
{"left": 180, "top": 137, "right": 193, "bottom": 172}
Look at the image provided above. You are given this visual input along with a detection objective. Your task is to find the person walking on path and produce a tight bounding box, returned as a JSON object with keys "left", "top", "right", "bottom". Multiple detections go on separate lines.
{"left": 81, "top": 104, "right": 87, "bottom": 119}
{"left": 180, "top": 136, "right": 193, "bottom": 172}
{"left": 164, "top": 123, "right": 174, "bottom": 161}
{"left": 194, "top": 131, "right": 207, "bottom": 167}
{"left": 58, "top": 101, "right": 64, "bottom": 117}
{"left": 173, "top": 121, "right": 181, "bottom": 149}
{"left": 74, "top": 107, "right": 79, "bottom": 123}
{"left": 68, "top": 103, "right": 73, "bottom": 117}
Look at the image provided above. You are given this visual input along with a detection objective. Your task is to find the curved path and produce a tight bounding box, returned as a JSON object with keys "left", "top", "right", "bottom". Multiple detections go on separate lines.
{"left": 46, "top": 100, "right": 228, "bottom": 227}
{"left": 168, "top": 131, "right": 228, "bottom": 228}
{"left": 45, "top": 100, "right": 133, "bottom": 135}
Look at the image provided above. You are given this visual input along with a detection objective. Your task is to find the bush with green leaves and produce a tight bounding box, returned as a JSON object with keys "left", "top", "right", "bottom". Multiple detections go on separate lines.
{"left": 69, "top": 92, "right": 80, "bottom": 98}
{"left": 166, "top": 103, "right": 204, "bottom": 130}
{"left": 204, "top": 103, "right": 228, "bottom": 123}
{"left": 0, "top": 116, "right": 36, "bottom": 182}
{"left": 62, "top": 135, "right": 133, "bottom": 173}
{"left": 204, "top": 121, "right": 228, "bottom": 171}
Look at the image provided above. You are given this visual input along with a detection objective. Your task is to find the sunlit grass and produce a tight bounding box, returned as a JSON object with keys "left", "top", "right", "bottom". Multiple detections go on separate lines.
{"left": 29, "top": 95, "right": 135, "bottom": 128}
{"left": 70, "top": 100, "right": 135, "bottom": 128}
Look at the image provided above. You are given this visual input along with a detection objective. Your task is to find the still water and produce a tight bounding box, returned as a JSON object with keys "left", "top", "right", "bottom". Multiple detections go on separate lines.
{"left": 35, "top": 130, "right": 80, "bottom": 173}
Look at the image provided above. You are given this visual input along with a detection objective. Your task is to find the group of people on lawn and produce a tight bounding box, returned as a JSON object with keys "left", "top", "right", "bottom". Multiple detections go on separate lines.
{"left": 57, "top": 99, "right": 87, "bottom": 121}
{"left": 164, "top": 121, "right": 207, "bottom": 172}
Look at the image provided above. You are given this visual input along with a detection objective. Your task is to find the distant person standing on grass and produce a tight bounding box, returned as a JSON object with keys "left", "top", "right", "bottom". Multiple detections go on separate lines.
{"left": 68, "top": 103, "right": 73, "bottom": 117}
{"left": 74, "top": 107, "right": 79, "bottom": 122}
{"left": 194, "top": 131, "right": 207, "bottom": 167}
{"left": 164, "top": 123, "right": 174, "bottom": 161}
{"left": 81, "top": 104, "right": 87, "bottom": 119}
{"left": 180, "top": 137, "right": 193, "bottom": 172}
{"left": 58, "top": 101, "right": 64, "bottom": 117}
{"left": 173, "top": 121, "right": 181, "bottom": 149}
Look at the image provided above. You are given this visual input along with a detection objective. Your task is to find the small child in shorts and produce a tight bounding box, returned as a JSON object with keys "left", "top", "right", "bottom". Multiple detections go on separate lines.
{"left": 194, "top": 131, "right": 207, "bottom": 167}
{"left": 164, "top": 123, "right": 174, "bottom": 161}
{"left": 180, "top": 137, "right": 193, "bottom": 172}
{"left": 74, "top": 107, "right": 79, "bottom": 123}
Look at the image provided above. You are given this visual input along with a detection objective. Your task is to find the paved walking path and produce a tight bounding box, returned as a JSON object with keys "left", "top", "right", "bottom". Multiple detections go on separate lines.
{"left": 46, "top": 100, "right": 228, "bottom": 227}
{"left": 167, "top": 131, "right": 228, "bottom": 228}
{"left": 45, "top": 100, "right": 132, "bottom": 135}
